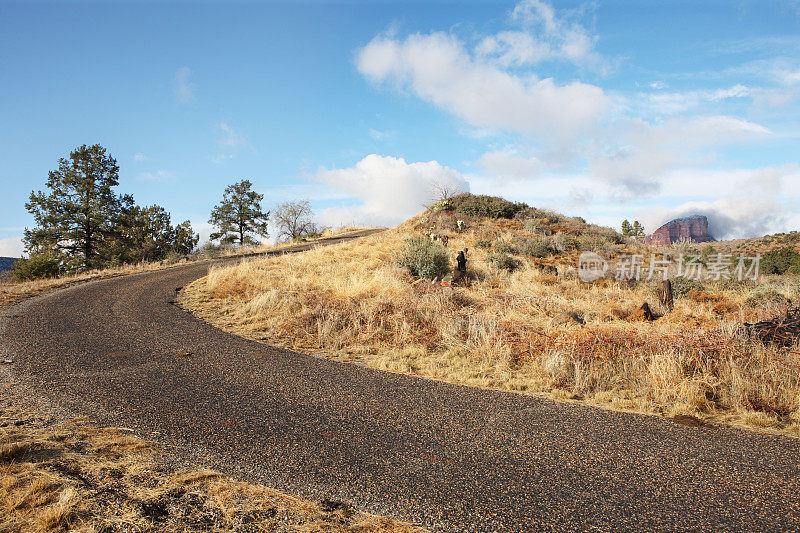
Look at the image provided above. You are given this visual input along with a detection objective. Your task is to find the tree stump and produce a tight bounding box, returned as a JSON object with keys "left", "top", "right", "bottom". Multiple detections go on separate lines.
{"left": 659, "top": 279, "right": 674, "bottom": 311}
{"left": 452, "top": 249, "right": 468, "bottom": 285}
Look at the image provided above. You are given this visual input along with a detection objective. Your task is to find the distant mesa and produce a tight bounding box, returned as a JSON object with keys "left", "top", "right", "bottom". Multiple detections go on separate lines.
{"left": 643, "top": 215, "right": 714, "bottom": 246}
{"left": 0, "top": 257, "right": 19, "bottom": 274}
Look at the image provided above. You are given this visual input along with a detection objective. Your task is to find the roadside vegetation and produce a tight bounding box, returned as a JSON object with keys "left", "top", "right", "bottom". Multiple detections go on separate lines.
{"left": 0, "top": 226, "right": 372, "bottom": 307}
{"left": 182, "top": 193, "right": 800, "bottom": 436}
{"left": 0, "top": 391, "right": 421, "bottom": 532}
{"left": 15, "top": 144, "right": 199, "bottom": 281}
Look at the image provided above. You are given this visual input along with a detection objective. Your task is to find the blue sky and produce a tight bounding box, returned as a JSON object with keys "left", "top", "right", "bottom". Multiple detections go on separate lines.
{"left": 2, "top": 0, "right": 800, "bottom": 256}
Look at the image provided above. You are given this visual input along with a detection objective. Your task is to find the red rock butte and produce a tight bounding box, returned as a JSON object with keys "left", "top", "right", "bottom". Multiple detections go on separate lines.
{"left": 644, "top": 215, "right": 715, "bottom": 246}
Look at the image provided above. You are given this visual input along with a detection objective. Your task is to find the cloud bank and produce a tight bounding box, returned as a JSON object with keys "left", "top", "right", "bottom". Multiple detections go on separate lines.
{"left": 316, "top": 154, "right": 469, "bottom": 227}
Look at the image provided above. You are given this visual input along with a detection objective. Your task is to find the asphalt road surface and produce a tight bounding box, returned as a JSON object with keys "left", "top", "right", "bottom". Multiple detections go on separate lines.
{"left": 2, "top": 237, "right": 800, "bottom": 531}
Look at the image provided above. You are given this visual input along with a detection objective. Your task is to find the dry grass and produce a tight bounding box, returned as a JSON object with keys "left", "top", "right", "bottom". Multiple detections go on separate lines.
{"left": 0, "top": 227, "right": 375, "bottom": 307}
{"left": 180, "top": 208, "right": 800, "bottom": 437}
{"left": 0, "top": 399, "right": 423, "bottom": 532}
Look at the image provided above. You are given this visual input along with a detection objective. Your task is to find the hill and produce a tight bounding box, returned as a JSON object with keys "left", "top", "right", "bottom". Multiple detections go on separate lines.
{"left": 710, "top": 230, "right": 800, "bottom": 256}
{"left": 180, "top": 193, "right": 800, "bottom": 436}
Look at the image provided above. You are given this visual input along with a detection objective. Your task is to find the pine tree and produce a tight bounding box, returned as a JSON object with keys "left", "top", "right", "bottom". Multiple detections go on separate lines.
{"left": 209, "top": 180, "right": 270, "bottom": 246}
{"left": 632, "top": 221, "right": 645, "bottom": 238}
{"left": 621, "top": 219, "right": 633, "bottom": 236}
{"left": 24, "top": 144, "right": 124, "bottom": 270}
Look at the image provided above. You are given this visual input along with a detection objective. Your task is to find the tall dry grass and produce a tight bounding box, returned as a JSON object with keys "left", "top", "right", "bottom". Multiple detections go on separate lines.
{"left": 181, "top": 214, "right": 800, "bottom": 435}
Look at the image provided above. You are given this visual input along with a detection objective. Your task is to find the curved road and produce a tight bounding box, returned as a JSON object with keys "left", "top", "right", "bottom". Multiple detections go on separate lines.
{"left": 2, "top": 240, "right": 800, "bottom": 531}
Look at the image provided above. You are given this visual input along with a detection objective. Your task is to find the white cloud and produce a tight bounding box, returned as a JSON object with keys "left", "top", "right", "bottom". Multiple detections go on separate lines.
{"left": 133, "top": 152, "right": 148, "bottom": 163}
{"left": 137, "top": 170, "right": 175, "bottom": 181}
{"left": 356, "top": 31, "right": 610, "bottom": 143}
{"left": 645, "top": 84, "right": 751, "bottom": 115}
{"left": 478, "top": 149, "right": 542, "bottom": 179}
{"left": 316, "top": 154, "right": 470, "bottom": 226}
{"left": 173, "top": 66, "right": 195, "bottom": 104}
{"left": 212, "top": 122, "right": 250, "bottom": 163}
{"left": 368, "top": 128, "right": 392, "bottom": 141}
{"left": 0, "top": 237, "right": 23, "bottom": 257}
{"left": 589, "top": 115, "right": 771, "bottom": 196}
{"left": 473, "top": 0, "right": 604, "bottom": 70}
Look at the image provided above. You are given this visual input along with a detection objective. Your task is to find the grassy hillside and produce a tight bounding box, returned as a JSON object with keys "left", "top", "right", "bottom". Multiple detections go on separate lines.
{"left": 713, "top": 230, "right": 800, "bottom": 256}
{"left": 181, "top": 194, "right": 800, "bottom": 436}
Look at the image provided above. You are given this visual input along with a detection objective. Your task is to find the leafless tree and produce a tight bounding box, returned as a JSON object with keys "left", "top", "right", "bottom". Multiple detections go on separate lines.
{"left": 423, "top": 178, "right": 467, "bottom": 208}
{"left": 273, "top": 200, "right": 318, "bottom": 241}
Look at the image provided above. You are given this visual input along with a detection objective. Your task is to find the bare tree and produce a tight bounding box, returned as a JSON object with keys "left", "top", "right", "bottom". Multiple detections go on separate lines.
{"left": 423, "top": 177, "right": 467, "bottom": 209}
{"left": 273, "top": 200, "right": 318, "bottom": 241}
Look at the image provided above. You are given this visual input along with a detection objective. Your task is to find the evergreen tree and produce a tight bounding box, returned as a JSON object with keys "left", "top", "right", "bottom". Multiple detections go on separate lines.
{"left": 209, "top": 180, "right": 270, "bottom": 246}
{"left": 621, "top": 219, "right": 633, "bottom": 236}
{"left": 24, "top": 144, "right": 124, "bottom": 270}
{"left": 632, "top": 221, "right": 645, "bottom": 238}
{"left": 173, "top": 220, "right": 199, "bottom": 256}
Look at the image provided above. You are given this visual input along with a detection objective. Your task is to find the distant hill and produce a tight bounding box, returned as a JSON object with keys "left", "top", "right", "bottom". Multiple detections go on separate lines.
{"left": 0, "top": 257, "right": 19, "bottom": 274}
{"left": 712, "top": 231, "right": 800, "bottom": 256}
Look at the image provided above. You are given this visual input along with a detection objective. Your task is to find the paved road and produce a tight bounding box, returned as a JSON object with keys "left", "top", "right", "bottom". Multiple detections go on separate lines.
{"left": 2, "top": 238, "right": 800, "bottom": 531}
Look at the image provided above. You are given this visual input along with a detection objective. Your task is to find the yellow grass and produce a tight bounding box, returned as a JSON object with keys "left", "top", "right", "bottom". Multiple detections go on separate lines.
{"left": 0, "top": 401, "right": 423, "bottom": 532}
{"left": 0, "top": 227, "right": 374, "bottom": 306}
{"left": 180, "top": 211, "right": 800, "bottom": 436}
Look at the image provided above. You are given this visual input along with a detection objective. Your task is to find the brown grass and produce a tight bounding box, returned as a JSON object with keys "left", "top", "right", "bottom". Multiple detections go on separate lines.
{"left": 0, "top": 227, "right": 374, "bottom": 307}
{"left": 180, "top": 209, "right": 800, "bottom": 437}
{"left": 0, "top": 401, "right": 423, "bottom": 532}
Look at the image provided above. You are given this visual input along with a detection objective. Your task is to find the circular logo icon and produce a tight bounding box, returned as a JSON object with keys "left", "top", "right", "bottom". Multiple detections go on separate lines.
{"left": 578, "top": 251, "right": 608, "bottom": 282}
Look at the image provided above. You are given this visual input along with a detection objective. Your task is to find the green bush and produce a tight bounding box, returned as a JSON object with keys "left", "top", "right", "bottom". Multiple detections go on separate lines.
{"left": 494, "top": 241, "right": 519, "bottom": 255}
{"left": 761, "top": 248, "right": 800, "bottom": 275}
{"left": 474, "top": 239, "right": 492, "bottom": 249}
{"left": 11, "top": 250, "right": 63, "bottom": 281}
{"left": 520, "top": 237, "right": 552, "bottom": 258}
{"left": 397, "top": 236, "right": 451, "bottom": 279}
{"left": 486, "top": 252, "right": 522, "bottom": 272}
{"left": 449, "top": 193, "right": 527, "bottom": 219}
{"left": 670, "top": 276, "right": 705, "bottom": 299}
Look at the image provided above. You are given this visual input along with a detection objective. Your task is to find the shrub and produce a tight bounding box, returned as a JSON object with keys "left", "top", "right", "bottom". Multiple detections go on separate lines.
{"left": 486, "top": 252, "right": 522, "bottom": 272}
{"left": 11, "top": 250, "right": 63, "bottom": 281}
{"left": 494, "top": 241, "right": 519, "bottom": 255}
{"left": 589, "top": 225, "right": 626, "bottom": 245}
{"left": 745, "top": 288, "right": 792, "bottom": 307}
{"left": 397, "top": 236, "right": 450, "bottom": 279}
{"left": 761, "top": 248, "right": 800, "bottom": 275}
{"left": 577, "top": 235, "right": 612, "bottom": 255}
{"left": 669, "top": 277, "right": 705, "bottom": 299}
{"left": 524, "top": 219, "right": 544, "bottom": 234}
{"left": 196, "top": 242, "right": 234, "bottom": 259}
{"left": 474, "top": 239, "right": 492, "bottom": 249}
{"left": 520, "top": 237, "right": 552, "bottom": 258}
{"left": 449, "top": 193, "right": 527, "bottom": 219}
{"left": 700, "top": 244, "right": 717, "bottom": 264}
{"left": 551, "top": 232, "right": 578, "bottom": 253}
